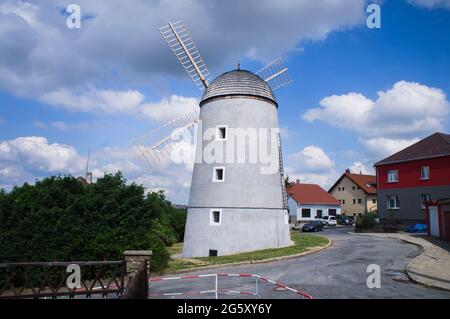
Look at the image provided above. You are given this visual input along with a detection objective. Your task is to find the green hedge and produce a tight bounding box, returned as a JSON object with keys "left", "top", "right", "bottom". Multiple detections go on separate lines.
{"left": 355, "top": 212, "right": 377, "bottom": 232}
{"left": 0, "top": 172, "right": 186, "bottom": 272}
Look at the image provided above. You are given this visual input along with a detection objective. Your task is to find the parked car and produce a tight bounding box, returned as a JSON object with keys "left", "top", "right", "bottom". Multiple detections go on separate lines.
{"left": 292, "top": 222, "right": 303, "bottom": 230}
{"left": 336, "top": 215, "right": 346, "bottom": 225}
{"left": 337, "top": 215, "right": 354, "bottom": 226}
{"left": 322, "top": 216, "right": 337, "bottom": 226}
{"left": 345, "top": 217, "right": 354, "bottom": 226}
{"left": 302, "top": 220, "right": 324, "bottom": 232}
{"left": 405, "top": 224, "right": 427, "bottom": 233}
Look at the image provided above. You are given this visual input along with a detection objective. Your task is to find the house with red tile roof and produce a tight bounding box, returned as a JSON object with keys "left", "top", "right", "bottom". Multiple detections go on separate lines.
{"left": 287, "top": 181, "right": 341, "bottom": 223}
{"left": 328, "top": 170, "right": 377, "bottom": 218}
{"left": 374, "top": 132, "right": 450, "bottom": 224}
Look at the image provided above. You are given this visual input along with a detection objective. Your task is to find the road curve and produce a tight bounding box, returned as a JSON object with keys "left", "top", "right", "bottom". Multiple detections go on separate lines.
{"left": 150, "top": 227, "right": 450, "bottom": 299}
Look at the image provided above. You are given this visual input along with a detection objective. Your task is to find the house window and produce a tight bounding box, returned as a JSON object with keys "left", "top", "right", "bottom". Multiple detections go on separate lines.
{"left": 352, "top": 186, "right": 356, "bottom": 190}
{"left": 372, "top": 199, "right": 376, "bottom": 204}
{"left": 216, "top": 125, "right": 227, "bottom": 141}
{"left": 210, "top": 209, "right": 222, "bottom": 225}
{"left": 387, "top": 170, "right": 399, "bottom": 183}
{"left": 420, "top": 166, "right": 430, "bottom": 180}
{"left": 212, "top": 167, "right": 225, "bottom": 182}
{"left": 352, "top": 199, "right": 356, "bottom": 204}
{"left": 328, "top": 209, "right": 337, "bottom": 216}
{"left": 301, "top": 208, "right": 311, "bottom": 218}
{"left": 387, "top": 195, "right": 400, "bottom": 209}
{"left": 342, "top": 199, "right": 346, "bottom": 204}
{"left": 316, "top": 210, "right": 323, "bottom": 218}
{"left": 420, "top": 194, "right": 431, "bottom": 209}
{"left": 357, "top": 199, "right": 362, "bottom": 204}
{"left": 342, "top": 187, "right": 345, "bottom": 191}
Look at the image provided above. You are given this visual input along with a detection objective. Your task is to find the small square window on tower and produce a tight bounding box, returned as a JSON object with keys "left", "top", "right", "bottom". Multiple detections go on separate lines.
{"left": 209, "top": 249, "right": 218, "bottom": 257}
{"left": 216, "top": 125, "right": 227, "bottom": 141}
{"left": 212, "top": 167, "right": 225, "bottom": 182}
{"left": 210, "top": 209, "right": 222, "bottom": 225}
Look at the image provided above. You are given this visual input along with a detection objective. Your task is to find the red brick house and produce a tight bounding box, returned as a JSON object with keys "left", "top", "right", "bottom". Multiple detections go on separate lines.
{"left": 374, "top": 132, "right": 450, "bottom": 224}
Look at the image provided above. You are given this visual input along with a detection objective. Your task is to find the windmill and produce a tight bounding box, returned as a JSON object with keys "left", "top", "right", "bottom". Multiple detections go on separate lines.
{"left": 133, "top": 20, "right": 293, "bottom": 258}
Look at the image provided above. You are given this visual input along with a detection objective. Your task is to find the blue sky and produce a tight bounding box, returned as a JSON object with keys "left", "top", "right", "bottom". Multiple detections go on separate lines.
{"left": 0, "top": 0, "right": 449, "bottom": 204}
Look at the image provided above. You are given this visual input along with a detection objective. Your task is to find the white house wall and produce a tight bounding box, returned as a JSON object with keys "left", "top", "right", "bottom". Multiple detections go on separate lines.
{"left": 288, "top": 197, "right": 341, "bottom": 222}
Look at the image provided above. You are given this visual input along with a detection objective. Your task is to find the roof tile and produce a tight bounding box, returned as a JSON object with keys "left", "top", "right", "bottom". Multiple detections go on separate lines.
{"left": 200, "top": 69, "right": 276, "bottom": 106}
{"left": 374, "top": 132, "right": 450, "bottom": 166}
{"left": 288, "top": 183, "right": 341, "bottom": 205}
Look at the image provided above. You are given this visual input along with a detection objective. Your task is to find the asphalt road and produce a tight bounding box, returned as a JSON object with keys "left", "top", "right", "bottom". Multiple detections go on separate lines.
{"left": 149, "top": 227, "right": 450, "bottom": 299}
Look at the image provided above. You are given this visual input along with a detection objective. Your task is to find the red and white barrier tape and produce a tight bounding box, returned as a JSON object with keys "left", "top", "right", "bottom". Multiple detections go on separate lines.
{"left": 149, "top": 273, "right": 216, "bottom": 282}
{"left": 149, "top": 273, "right": 313, "bottom": 299}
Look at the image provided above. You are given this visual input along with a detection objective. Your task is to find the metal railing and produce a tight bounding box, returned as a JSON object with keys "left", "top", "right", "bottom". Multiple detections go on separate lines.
{"left": 0, "top": 261, "right": 126, "bottom": 299}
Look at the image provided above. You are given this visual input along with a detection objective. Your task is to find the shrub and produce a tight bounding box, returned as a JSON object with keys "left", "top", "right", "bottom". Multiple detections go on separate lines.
{"left": 0, "top": 172, "right": 186, "bottom": 273}
{"left": 146, "top": 233, "right": 171, "bottom": 272}
{"left": 356, "top": 213, "right": 377, "bottom": 230}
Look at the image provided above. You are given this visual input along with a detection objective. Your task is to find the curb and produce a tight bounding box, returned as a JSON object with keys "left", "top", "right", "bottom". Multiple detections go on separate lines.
{"left": 349, "top": 231, "right": 450, "bottom": 292}
{"left": 160, "top": 239, "right": 332, "bottom": 275}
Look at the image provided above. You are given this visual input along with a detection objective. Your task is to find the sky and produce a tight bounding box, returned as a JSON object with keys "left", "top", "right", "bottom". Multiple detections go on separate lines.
{"left": 0, "top": 0, "right": 449, "bottom": 204}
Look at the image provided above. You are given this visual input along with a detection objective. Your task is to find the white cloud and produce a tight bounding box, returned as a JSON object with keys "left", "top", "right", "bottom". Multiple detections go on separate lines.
{"left": 303, "top": 92, "right": 373, "bottom": 130}
{"left": 90, "top": 144, "right": 194, "bottom": 203}
{"left": 33, "top": 120, "right": 48, "bottom": 129}
{"left": 279, "top": 126, "right": 291, "bottom": 139}
{"left": 349, "top": 161, "right": 375, "bottom": 175}
{"left": 33, "top": 120, "right": 96, "bottom": 131}
{"left": 40, "top": 88, "right": 144, "bottom": 114}
{"left": 0, "top": 164, "right": 21, "bottom": 180}
{"left": 408, "top": 0, "right": 450, "bottom": 9}
{"left": 361, "top": 137, "right": 420, "bottom": 158}
{"left": 286, "top": 145, "right": 337, "bottom": 189}
{"left": 0, "top": 136, "right": 194, "bottom": 203}
{"left": 141, "top": 95, "right": 199, "bottom": 121}
{"left": 289, "top": 145, "right": 335, "bottom": 172}
{"left": 0, "top": 136, "right": 85, "bottom": 180}
{"left": 0, "top": 0, "right": 366, "bottom": 98}
{"left": 303, "top": 81, "right": 450, "bottom": 157}
{"left": 39, "top": 86, "right": 198, "bottom": 122}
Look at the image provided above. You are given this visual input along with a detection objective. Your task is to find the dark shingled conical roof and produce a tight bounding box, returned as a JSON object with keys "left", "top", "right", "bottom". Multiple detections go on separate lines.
{"left": 200, "top": 70, "right": 277, "bottom": 106}
{"left": 374, "top": 132, "right": 450, "bottom": 166}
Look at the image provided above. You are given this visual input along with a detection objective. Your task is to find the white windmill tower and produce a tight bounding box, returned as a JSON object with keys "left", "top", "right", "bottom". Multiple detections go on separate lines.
{"left": 135, "top": 20, "right": 293, "bottom": 257}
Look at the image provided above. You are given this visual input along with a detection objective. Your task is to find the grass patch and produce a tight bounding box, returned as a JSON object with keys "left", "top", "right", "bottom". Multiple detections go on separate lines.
{"left": 166, "top": 231, "right": 329, "bottom": 272}
{"left": 167, "top": 242, "right": 183, "bottom": 255}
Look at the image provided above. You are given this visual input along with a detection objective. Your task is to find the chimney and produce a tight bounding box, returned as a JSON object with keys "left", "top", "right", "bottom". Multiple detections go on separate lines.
{"left": 345, "top": 168, "right": 350, "bottom": 174}
{"left": 296, "top": 179, "right": 300, "bottom": 184}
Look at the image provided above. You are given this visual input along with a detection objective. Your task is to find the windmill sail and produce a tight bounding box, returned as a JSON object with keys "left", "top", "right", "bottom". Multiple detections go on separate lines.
{"left": 159, "top": 20, "right": 212, "bottom": 90}
{"left": 256, "top": 57, "right": 293, "bottom": 91}
{"left": 130, "top": 110, "right": 199, "bottom": 168}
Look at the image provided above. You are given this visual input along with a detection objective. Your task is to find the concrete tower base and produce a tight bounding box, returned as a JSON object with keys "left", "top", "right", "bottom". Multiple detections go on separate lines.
{"left": 182, "top": 208, "right": 292, "bottom": 258}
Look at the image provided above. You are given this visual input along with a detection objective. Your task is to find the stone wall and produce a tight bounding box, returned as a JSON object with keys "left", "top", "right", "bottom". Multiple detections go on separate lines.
{"left": 123, "top": 250, "right": 152, "bottom": 280}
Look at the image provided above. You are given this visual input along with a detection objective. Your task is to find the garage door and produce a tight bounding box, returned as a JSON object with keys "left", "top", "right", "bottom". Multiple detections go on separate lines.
{"left": 429, "top": 206, "right": 440, "bottom": 237}
{"left": 445, "top": 212, "right": 450, "bottom": 241}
